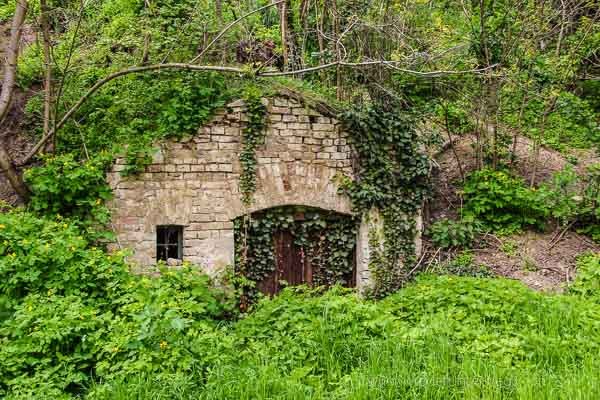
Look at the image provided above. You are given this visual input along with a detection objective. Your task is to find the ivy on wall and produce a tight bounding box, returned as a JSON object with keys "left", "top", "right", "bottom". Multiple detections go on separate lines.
{"left": 339, "top": 107, "right": 430, "bottom": 297}
{"left": 238, "top": 86, "right": 268, "bottom": 205}
{"left": 234, "top": 206, "right": 358, "bottom": 302}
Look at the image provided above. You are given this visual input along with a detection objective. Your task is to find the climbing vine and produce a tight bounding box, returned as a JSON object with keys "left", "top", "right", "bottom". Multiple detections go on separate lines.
{"left": 339, "top": 107, "right": 430, "bottom": 297}
{"left": 238, "top": 86, "right": 268, "bottom": 205}
{"left": 234, "top": 206, "right": 358, "bottom": 303}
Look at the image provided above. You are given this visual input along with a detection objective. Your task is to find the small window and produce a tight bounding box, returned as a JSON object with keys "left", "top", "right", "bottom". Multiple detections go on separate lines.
{"left": 156, "top": 225, "right": 183, "bottom": 261}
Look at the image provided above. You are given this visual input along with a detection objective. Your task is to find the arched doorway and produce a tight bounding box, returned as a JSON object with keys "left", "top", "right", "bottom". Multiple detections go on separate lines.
{"left": 234, "top": 205, "right": 358, "bottom": 295}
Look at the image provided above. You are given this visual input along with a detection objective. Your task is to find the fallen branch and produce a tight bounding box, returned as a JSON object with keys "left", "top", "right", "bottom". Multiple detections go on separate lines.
{"left": 547, "top": 220, "right": 576, "bottom": 250}
{"left": 260, "top": 60, "right": 500, "bottom": 77}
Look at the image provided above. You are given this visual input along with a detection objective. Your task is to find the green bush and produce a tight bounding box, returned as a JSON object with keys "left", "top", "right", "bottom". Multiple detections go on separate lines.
{"left": 0, "top": 210, "right": 233, "bottom": 397}
{"left": 0, "top": 294, "right": 109, "bottom": 397}
{"left": 24, "top": 153, "right": 113, "bottom": 226}
{"left": 0, "top": 210, "right": 127, "bottom": 313}
{"left": 91, "top": 276, "right": 600, "bottom": 399}
{"left": 570, "top": 253, "right": 600, "bottom": 299}
{"left": 537, "top": 164, "right": 600, "bottom": 240}
{"left": 434, "top": 251, "right": 493, "bottom": 278}
{"left": 427, "top": 217, "right": 479, "bottom": 249}
{"left": 462, "top": 168, "right": 549, "bottom": 233}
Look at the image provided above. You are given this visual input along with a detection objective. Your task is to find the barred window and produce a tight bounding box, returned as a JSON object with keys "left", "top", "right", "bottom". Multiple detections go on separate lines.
{"left": 156, "top": 225, "right": 183, "bottom": 261}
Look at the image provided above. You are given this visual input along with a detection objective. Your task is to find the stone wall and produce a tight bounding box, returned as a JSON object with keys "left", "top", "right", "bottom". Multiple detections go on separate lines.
{"left": 108, "top": 95, "right": 367, "bottom": 280}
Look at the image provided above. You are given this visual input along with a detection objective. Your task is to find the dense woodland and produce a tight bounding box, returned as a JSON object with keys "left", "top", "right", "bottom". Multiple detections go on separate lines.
{"left": 0, "top": 0, "right": 599, "bottom": 398}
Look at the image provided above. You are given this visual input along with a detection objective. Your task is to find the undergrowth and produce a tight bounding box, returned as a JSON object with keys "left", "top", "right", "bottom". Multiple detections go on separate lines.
{"left": 1, "top": 208, "right": 600, "bottom": 399}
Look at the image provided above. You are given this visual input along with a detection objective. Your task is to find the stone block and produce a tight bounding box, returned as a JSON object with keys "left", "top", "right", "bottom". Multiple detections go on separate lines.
{"left": 273, "top": 98, "right": 289, "bottom": 107}
{"left": 197, "top": 142, "right": 219, "bottom": 151}
{"left": 218, "top": 164, "right": 233, "bottom": 172}
{"left": 312, "top": 123, "right": 335, "bottom": 131}
{"left": 269, "top": 106, "right": 290, "bottom": 114}
{"left": 212, "top": 135, "right": 237, "bottom": 143}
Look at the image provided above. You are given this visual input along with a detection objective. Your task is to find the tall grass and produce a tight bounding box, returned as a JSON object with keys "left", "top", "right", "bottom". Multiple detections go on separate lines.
{"left": 87, "top": 275, "right": 600, "bottom": 400}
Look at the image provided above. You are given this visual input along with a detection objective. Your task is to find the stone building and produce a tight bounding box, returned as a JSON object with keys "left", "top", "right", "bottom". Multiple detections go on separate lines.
{"left": 108, "top": 92, "right": 420, "bottom": 292}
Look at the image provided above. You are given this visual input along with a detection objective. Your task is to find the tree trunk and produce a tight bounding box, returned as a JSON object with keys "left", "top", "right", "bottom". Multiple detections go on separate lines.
{"left": 330, "top": 0, "right": 341, "bottom": 100}
{"left": 279, "top": 0, "right": 289, "bottom": 70}
{"left": 0, "top": 0, "right": 28, "bottom": 123}
{"left": 40, "top": 0, "right": 54, "bottom": 152}
{"left": 0, "top": 147, "right": 29, "bottom": 200}
{"left": 0, "top": 0, "right": 30, "bottom": 201}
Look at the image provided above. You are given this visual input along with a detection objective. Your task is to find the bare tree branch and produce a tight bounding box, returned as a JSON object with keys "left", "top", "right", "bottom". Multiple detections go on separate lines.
{"left": 20, "top": 60, "right": 500, "bottom": 165}
{"left": 21, "top": 64, "right": 245, "bottom": 165}
{"left": 189, "top": 0, "right": 285, "bottom": 64}
{"left": 260, "top": 60, "right": 500, "bottom": 77}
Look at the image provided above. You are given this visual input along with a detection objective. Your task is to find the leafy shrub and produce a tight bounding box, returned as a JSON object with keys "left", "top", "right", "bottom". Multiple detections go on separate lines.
{"left": 537, "top": 165, "right": 580, "bottom": 225}
{"left": 0, "top": 210, "right": 234, "bottom": 397}
{"left": 0, "top": 210, "right": 127, "bottom": 314}
{"left": 427, "top": 217, "right": 479, "bottom": 249}
{"left": 537, "top": 163, "right": 600, "bottom": 240}
{"left": 24, "top": 153, "right": 113, "bottom": 226}
{"left": 462, "top": 168, "right": 549, "bottom": 233}
{"left": 570, "top": 253, "right": 600, "bottom": 299}
{"left": 0, "top": 294, "right": 109, "bottom": 397}
{"left": 95, "top": 266, "right": 236, "bottom": 380}
{"left": 434, "top": 251, "right": 493, "bottom": 277}
{"left": 545, "top": 92, "right": 600, "bottom": 150}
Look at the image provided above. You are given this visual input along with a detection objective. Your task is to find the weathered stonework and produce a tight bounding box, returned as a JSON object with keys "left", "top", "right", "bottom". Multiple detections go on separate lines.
{"left": 108, "top": 94, "right": 420, "bottom": 290}
{"left": 109, "top": 97, "right": 357, "bottom": 271}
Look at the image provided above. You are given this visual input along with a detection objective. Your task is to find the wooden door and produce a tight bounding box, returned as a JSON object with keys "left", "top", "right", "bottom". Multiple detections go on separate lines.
{"left": 258, "top": 230, "right": 311, "bottom": 295}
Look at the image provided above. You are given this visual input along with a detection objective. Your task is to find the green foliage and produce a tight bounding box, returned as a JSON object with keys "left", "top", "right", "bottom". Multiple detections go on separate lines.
{"left": 0, "top": 294, "right": 109, "bottom": 398}
{"left": 569, "top": 253, "right": 600, "bottom": 299}
{"left": 462, "top": 169, "right": 549, "bottom": 234}
{"left": 92, "top": 275, "right": 600, "bottom": 399}
{"left": 434, "top": 251, "right": 494, "bottom": 278}
{"left": 536, "top": 164, "right": 600, "bottom": 240}
{"left": 94, "top": 266, "right": 235, "bottom": 380}
{"left": 3, "top": 211, "right": 600, "bottom": 399}
{"left": 0, "top": 210, "right": 127, "bottom": 315}
{"left": 0, "top": 210, "right": 233, "bottom": 397}
{"left": 24, "top": 153, "right": 113, "bottom": 225}
{"left": 427, "top": 217, "right": 479, "bottom": 249}
{"left": 238, "top": 85, "right": 267, "bottom": 204}
{"left": 339, "top": 107, "right": 430, "bottom": 296}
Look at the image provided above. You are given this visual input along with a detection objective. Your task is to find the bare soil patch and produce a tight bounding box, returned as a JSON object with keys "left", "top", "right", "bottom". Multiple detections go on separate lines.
{"left": 426, "top": 135, "right": 600, "bottom": 291}
{"left": 473, "top": 230, "right": 599, "bottom": 292}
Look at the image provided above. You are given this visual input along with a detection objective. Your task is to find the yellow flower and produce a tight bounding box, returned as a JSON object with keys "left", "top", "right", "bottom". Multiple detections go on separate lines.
{"left": 95, "top": 199, "right": 101, "bottom": 205}
{"left": 0, "top": 224, "right": 5, "bottom": 229}
{"left": 160, "top": 341, "right": 168, "bottom": 350}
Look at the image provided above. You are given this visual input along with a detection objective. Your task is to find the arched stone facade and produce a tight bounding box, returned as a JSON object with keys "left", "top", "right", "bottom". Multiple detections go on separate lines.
{"left": 108, "top": 94, "right": 376, "bottom": 285}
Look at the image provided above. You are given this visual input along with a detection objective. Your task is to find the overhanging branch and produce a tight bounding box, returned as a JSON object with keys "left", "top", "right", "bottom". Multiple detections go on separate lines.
{"left": 20, "top": 61, "right": 501, "bottom": 165}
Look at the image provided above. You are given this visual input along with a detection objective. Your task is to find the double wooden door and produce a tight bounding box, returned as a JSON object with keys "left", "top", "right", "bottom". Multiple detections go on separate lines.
{"left": 258, "top": 230, "right": 312, "bottom": 295}
{"left": 257, "top": 230, "right": 356, "bottom": 295}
